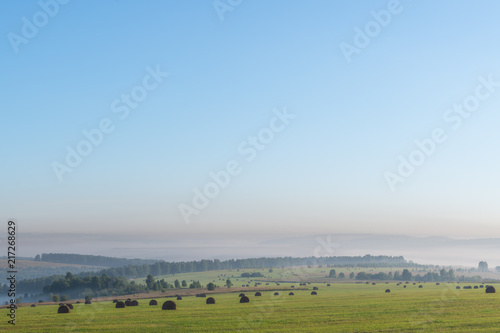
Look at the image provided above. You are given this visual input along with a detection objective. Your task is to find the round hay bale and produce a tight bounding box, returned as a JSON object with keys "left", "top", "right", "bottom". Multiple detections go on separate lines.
{"left": 85, "top": 300, "right": 91, "bottom": 305}
{"left": 130, "top": 300, "right": 139, "bottom": 306}
{"left": 239, "top": 296, "right": 250, "bottom": 303}
{"left": 149, "top": 300, "right": 158, "bottom": 306}
{"left": 76, "top": 301, "right": 81, "bottom": 304}
{"left": 436, "top": 283, "right": 440, "bottom": 285}
{"left": 413, "top": 283, "right": 416, "bottom": 285}
{"left": 206, "top": 297, "right": 216, "bottom": 304}
{"left": 372, "top": 283, "right": 376, "bottom": 285}
{"left": 289, "top": 292, "right": 294, "bottom": 296}
{"left": 486, "top": 286, "right": 496, "bottom": 293}
{"left": 66, "top": 304, "right": 73, "bottom": 309}
{"left": 313, "top": 287, "right": 318, "bottom": 290}
{"left": 239, "top": 293, "right": 245, "bottom": 297}
{"left": 125, "top": 300, "right": 132, "bottom": 306}
{"left": 456, "top": 286, "right": 460, "bottom": 289}
{"left": 291, "top": 285, "right": 295, "bottom": 288}
{"left": 404, "top": 285, "right": 406, "bottom": 288}
{"left": 162, "top": 300, "right": 176, "bottom": 310}
{"left": 311, "top": 291, "right": 317, "bottom": 295}
{"left": 274, "top": 292, "right": 279, "bottom": 296}
{"left": 474, "top": 286, "right": 479, "bottom": 289}
{"left": 113, "top": 299, "right": 118, "bottom": 303}
{"left": 327, "top": 284, "right": 330, "bottom": 286}
{"left": 31, "top": 304, "right": 36, "bottom": 307}
{"left": 385, "top": 289, "right": 390, "bottom": 293}
{"left": 115, "top": 301, "right": 126, "bottom": 308}
{"left": 418, "top": 285, "right": 423, "bottom": 289}
{"left": 58, "top": 305, "right": 70, "bottom": 314}
{"left": 176, "top": 296, "right": 182, "bottom": 301}
{"left": 480, "top": 285, "right": 484, "bottom": 288}
{"left": 255, "top": 292, "right": 261, "bottom": 296}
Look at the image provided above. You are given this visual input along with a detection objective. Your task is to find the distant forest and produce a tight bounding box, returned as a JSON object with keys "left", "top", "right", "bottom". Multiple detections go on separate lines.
{"left": 14, "top": 254, "right": 410, "bottom": 297}
{"left": 36, "top": 253, "right": 159, "bottom": 267}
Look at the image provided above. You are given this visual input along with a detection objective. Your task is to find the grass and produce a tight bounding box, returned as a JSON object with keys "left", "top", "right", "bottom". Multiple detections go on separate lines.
{"left": 6, "top": 281, "right": 500, "bottom": 332}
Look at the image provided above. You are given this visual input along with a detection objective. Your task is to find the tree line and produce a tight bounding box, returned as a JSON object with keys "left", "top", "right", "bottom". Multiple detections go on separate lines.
{"left": 35, "top": 253, "right": 158, "bottom": 267}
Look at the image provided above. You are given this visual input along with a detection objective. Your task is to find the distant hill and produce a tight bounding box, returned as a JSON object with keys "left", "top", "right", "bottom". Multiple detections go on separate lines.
{"left": 37, "top": 253, "right": 159, "bottom": 267}
{"left": 0, "top": 259, "right": 104, "bottom": 281}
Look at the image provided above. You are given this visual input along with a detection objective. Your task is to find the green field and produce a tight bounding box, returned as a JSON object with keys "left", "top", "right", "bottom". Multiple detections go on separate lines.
{"left": 6, "top": 281, "right": 500, "bottom": 332}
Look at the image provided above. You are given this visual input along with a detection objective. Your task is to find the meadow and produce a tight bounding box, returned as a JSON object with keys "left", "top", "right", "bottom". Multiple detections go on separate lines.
{"left": 6, "top": 279, "right": 499, "bottom": 332}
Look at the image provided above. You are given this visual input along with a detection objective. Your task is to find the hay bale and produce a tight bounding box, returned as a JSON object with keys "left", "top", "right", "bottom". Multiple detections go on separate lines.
{"left": 239, "top": 296, "right": 250, "bottom": 303}
{"left": 274, "top": 292, "right": 279, "bottom": 296}
{"left": 486, "top": 286, "right": 496, "bottom": 293}
{"left": 31, "top": 304, "right": 36, "bottom": 307}
{"left": 125, "top": 300, "right": 132, "bottom": 306}
{"left": 372, "top": 283, "right": 376, "bottom": 285}
{"left": 85, "top": 300, "right": 91, "bottom": 305}
{"left": 115, "top": 301, "right": 126, "bottom": 308}
{"left": 66, "top": 304, "right": 73, "bottom": 309}
{"left": 480, "top": 285, "right": 484, "bottom": 288}
{"left": 113, "top": 299, "right": 118, "bottom": 303}
{"left": 311, "top": 291, "right": 317, "bottom": 295}
{"left": 291, "top": 285, "right": 295, "bottom": 288}
{"left": 239, "top": 293, "right": 245, "bottom": 297}
{"left": 436, "top": 283, "right": 440, "bottom": 285}
{"left": 58, "top": 305, "right": 70, "bottom": 314}
{"left": 76, "top": 301, "right": 81, "bottom": 304}
{"left": 289, "top": 292, "right": 294, "bottom": 296}
{"left": 206, "top": 297, "right": 216, "bottom": 304}
{"left": 313, "top": 287, "right": 318, "bottom": 290}
{"left": 162, "top": 300, "right": 176, "bottom": 310}
{"left": 176, "top": 296, "right": 182, "bottom": 300}
{"left": 474, "top": 286, "right": 479, "bottom": 289}
{"left": 149, "top": 300, "right": 158, "bottom": 306}
{"left": 404, "top": 285, "right": 406, "bottom": 288}
{"left": 130, "top": 300, "right": 139, "bottom": 306}
{"left": 385, "top": 289, "right": 390, "bottom": 293}
{"left": 418, "top": 285, "right": 423, "bottom": 289}
{"left": 456, "top": 286, "right": 460, "bottom": 289}
{"left": 255, "top": 292, "right": 261, "bottom": 296}
{"left": 327, "top": 284, "right": 330, "bottom": 286}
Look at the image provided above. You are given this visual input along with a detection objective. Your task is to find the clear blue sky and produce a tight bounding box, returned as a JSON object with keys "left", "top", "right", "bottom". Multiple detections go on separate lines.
{"left": 2, "top": 0, "right": 500, "bottom": 240}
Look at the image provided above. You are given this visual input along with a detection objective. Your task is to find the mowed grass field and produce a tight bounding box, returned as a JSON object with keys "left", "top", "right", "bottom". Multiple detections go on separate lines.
{"left": 6, "top": 282, "right": 500, "bottom": 332}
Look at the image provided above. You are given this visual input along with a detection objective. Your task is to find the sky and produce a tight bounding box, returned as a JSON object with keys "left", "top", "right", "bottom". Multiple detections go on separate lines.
{"left": 2, "top": 0, "right": 500, "bottom": 259}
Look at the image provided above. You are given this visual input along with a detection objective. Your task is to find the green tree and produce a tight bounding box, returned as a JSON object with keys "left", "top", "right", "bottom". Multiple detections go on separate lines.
{"left": 52, "top": 295, "right": 59, "bottom": 303}
{"left": 338, "top": 272, "right": 345, "bottom": 278}
{"left": 328, "top": 269, "right": 336, "bottom": 278}
{"left": 34, "top": 254, "right": 41, "bottom": 261}
{"left": 478, "top": 261, "right": 488, "bottom": 272}
{"left": 145, "top": 274, "right": 155, "bottom": 289}
{"left": 402, "top": 269, "right": 412, "bottom": 281}
{"left": 349, "top": 272, "right": 355, "bottom": 279}
{"left": 174, "top": 279, "right": 181, "bottom": 289}
{"left": 181, "top": 280, "right": 187, "bottom": 287}
{"left": 85, "top": 295, "right": 92, "bottom": 302}
{"left": 60, "top": 295, "right": 69, "bottom": 302}
{"left": 226, "top": 278, "right": 233, "bottom": 288}
{"left": 207, "top": 282, "right": 216, "bottom": 291}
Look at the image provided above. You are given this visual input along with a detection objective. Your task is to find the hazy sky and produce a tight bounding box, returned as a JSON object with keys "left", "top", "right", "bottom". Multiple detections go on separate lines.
{"left": 2, "top": 0, "right": 500, "bottom": 242}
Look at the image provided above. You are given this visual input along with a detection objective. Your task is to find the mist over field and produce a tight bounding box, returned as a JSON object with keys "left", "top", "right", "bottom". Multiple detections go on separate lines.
{"left": 18, "top": 233, "right": 500, "bottom": 268}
